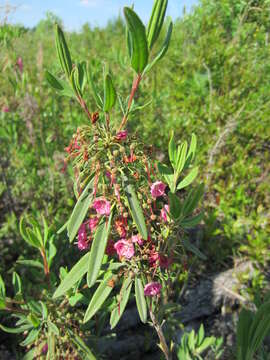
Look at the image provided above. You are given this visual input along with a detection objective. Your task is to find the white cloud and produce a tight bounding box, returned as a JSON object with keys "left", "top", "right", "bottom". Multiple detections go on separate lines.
{"left": 79, "top": 0, "right": 101, "bottom": 7}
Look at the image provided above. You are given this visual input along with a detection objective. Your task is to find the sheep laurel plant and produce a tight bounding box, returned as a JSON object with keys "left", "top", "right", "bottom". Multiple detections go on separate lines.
{"left": 48, "top": 1, "right": 203, "bottom": 359}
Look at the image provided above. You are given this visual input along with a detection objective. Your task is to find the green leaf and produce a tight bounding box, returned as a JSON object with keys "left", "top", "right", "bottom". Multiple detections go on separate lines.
{"left": 22, "top": 348, "right": 37, "bottom": 360}
{"left": 77, "top": 61, "right": 87, "bottom": 93}
{"left": 45, "top": 70, "right": 64, "bottom": 91}
{"left": 20, "top": 328, "right": 40, "bottom": 346}
{"left": 55, "top": 24, "right": 72, "bottom": 77}
{"left": 185, "top": 133, "right": 197, "bottom": 169}
{"left": 247, "top": 301, "right": 270, "bottom": 358}
{"left": 125, "top": 183, "right": 148, "bottom": 240}
{"left": 12, "top": 271, "right": 22, "bottom": 295}
{"left": 110, "top": 275, "right": 133, "bottom": 329}
{"left": 47, "top": 320, "right": 59, "bottom": 336}
{"left": 0, "top": 275, "right": 6, "bottom": 298}
{"left": 177, "top": 166, "right": 198, "bottom": 191}
{"left": 39, "top": 301, "right": 48, "bottom": 320}
{"left": 70, "top": 66, "right": 82, "bottom": 97}
{"left": 197, "top": 324, "right": 205, "bottom": 346}
{"left": 236, "top": 309, "right": 254, "bottom": 360}
{"left": 147, "top": 0, "right": 168, "bottom": 49}
{"left": 0, "top": 324, "right": 33, "bottom": 334}
{"left": 16, "top": 259, "right": 43, "bottom": 269}
{"left": 123, "top": 7, "right": 149, "bottom": 73}
{"left": 47, "top": 331, "right": 55, "bottom": 360}
{"left": 69, "top": 331, "right": 96, "bottom": 360}
{"left": 182, "top": 184, "right": 204, "bottom": 217}
{"left": 176, "top": 141, "right": 188, "bottom": 175}
{"left": 168, "top": 131, "right": 177, "bottom": 168}
{"left": 143, "top": 21, "right": 173, "bottom": 75}
{"left": 19, "top": 217, "right": 40, "bottom": 248}
{"left": 157, "top": 162, "right": 175, "bottom": 192}
{"left": 168, "top": 192, "right": 182, "bottom": 220}
{"left": 135, "top": 276, "right": 147, "bottom": 323}
{"left": 103, "top": 73, "right": 116, "bottom": 112}
{"left": 87, "top": 212, "right": 113, "bottom": 287}
{"left": 45, "top": 73, "right": 74, "bottom": 98}
{"left": 53, "top": 252, "right": 90, "bottom": 298}
{"left": 57, "top": 219, "right": 69, "bottom": 234}
{"left": 67, "top": 175, "right": 95, "bottom": 243}
{"left": 180, "top": 212, "right": 204, "bottom": 228}
{"left": 27, "top": 313, "right": 40, "bottom": 328}
{"left": 196, "top": 336, "right": 217, "bottom": 354}
{"left": 84, "top": 273, "right": 114, "bottom": 323}
{"left": 87, "top": 64, "right": 103, "bottom": 109}
{"left": 182, "top": 238, "right": 206, "bottom": 260}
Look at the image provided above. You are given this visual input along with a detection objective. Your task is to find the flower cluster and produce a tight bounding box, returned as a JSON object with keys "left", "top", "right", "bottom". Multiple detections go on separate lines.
{"left": 67, "top": 124, "right": 175, "bottom": 298}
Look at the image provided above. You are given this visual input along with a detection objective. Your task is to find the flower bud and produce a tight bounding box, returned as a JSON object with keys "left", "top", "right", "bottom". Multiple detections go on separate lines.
{"left": 123, "top": 212, "right": 129, "bottom": 218}
{"left": 147, "top": 199, "right": 152, "bottom": 205}
{"left": 113, "top": 150, "right": 119, "bottom": 157}
{"left": 150, "top": 214, "right": 156, "bottom": 221}
{"left": 119, "top": 146, "right": 125, "bottom": 153}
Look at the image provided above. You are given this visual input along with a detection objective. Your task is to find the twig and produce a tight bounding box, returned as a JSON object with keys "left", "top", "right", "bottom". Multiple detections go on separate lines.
{"left": 118, "top": 73, "right": 142, "bottom": 131}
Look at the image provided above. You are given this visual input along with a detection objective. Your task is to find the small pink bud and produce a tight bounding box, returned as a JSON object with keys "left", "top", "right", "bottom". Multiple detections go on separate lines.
{"left": 88, "top": 217, "right": 99, "bottom": 232}
{"left": 2, "top": 106, "right": 9, "bottom": 113}
{"left": 131, "top": 234, "right": 144, "bottom": 246}
{"left": 160, "top": 204, "right": 169, "bottom": 222}
{"left": 150, "top": 181, "right": 166, "bottom": 198}
{"left": 144, "top": 282, "right": 162, "bottom": 296}
{"left": 77, "top": 223, "right": 89, "bottom": 250}
{"left": 115, "top": 130, "right": 128, "bottom": 141}
{"left": 16, "top": 57, "right": 23, "bottom": 73}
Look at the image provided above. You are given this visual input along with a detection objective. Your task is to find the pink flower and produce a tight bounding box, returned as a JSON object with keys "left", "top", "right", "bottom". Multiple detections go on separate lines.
{"left": 115, "top": 130, "right": 128, "bottom": 141}
{"left": 106, "top": 239, "right": 116, "bottom": 256}
{"left": 131, "top": 234, "right": 144, "bottom": 246}
{"left": 114, "top": 240, "right": 134, "bottom": 259}
{"left": 144, "top": 282, "right": 162, "bottom": 296}
{"left": 42, "top": 344, "right": 48, "bottom": 354}
{"left": 88, "top": 217, "right": 99, "bottom": 232}
{"left": 150, "top": 181, "right": 166, "bottom": 198}
{"left": 149, "top": 250, "right": 170, "bottom": 269}
{"left": 92, "top": 198, "right": 111, "bottom": 216}
{"left": 77, "top": 223, "right": 89, "bottom": 250}
{"left": 16, "top": 57, "right": 23, "bottom": 73}
{"left": 2, "top": 106, "right": 9, "bottom": 113}
{"left": 160, "top": 204, "right": 170, "bottom": 222}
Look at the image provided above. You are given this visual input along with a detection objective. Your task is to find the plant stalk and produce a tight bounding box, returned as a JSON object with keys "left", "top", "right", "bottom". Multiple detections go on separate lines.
{"left": 118, "top": 73, "right": 141, "bottom": 131}
{"left": 149, "top": 309, "right": 172, "bottom": 360}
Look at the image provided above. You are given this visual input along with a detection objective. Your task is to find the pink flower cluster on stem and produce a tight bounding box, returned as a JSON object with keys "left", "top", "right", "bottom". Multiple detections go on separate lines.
{"left": 144, "top": 282, "right": 162, "bottom": 296}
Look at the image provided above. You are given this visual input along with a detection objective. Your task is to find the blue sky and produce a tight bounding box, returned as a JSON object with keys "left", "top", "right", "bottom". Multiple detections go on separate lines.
{"left": 6, "top": 0, "right": 198, "bottom": 31}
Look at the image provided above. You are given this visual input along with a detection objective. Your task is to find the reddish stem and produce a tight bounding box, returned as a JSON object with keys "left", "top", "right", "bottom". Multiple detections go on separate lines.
{"left": 119, "top": 74, "right": 142, "bottom": 131}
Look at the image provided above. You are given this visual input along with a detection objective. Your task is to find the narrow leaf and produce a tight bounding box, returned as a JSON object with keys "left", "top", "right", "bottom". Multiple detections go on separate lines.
{"left": 110, "top": 276, "right": 133, "bottom": 329}
{"left": 87, "top": 212, "right": 113, "bottom": 287}
{"left": 84, "top": 273, "right": 114, "bottom": 323}
{"left": 55, "top": 24, "right": 72, "bottom": 77}
{"left": 53, "top": 252, "right": 90, "bottom": 298}
{"left": 125, "top": 183, "right": 147, "bottom": 240}
{"left": 103, "top": 73, "right": 116, "bottom": 112}
{"left": 147, "top": 0, "right": 168, "bottom": 49}
{"left": 67, "top": 175, "right": 95, "bottom": 243}
{"left": 20, "top": 329, "right": 40, "bottom": 346}
{"left": 124, "top": 7, "right": 149, "bottom": 73}
{"left": 143, "top": 21, "right": 173, "bottom": 75}
{"left": 177, "top": 166, "right": 198, "bottom": 191}
{"left": 135, "top": 276, "right": 147, "bottom": 323}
